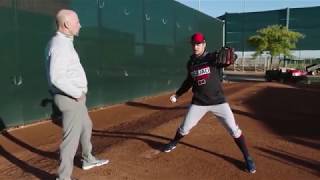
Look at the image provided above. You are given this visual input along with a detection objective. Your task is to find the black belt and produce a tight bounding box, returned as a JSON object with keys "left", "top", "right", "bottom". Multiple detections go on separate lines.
{"left": 56, "top": 93, "right": 76, "bottom": 100}
{"left": 51, "top": 90, "right": 76, "bottom": 100}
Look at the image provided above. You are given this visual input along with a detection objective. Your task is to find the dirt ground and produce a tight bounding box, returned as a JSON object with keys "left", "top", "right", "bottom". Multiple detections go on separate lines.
{"left": 0, "top": 82, "right": 319, "bottom": 180}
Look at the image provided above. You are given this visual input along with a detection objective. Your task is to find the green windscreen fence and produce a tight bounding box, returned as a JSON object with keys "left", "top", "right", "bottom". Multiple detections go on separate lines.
{"left": 289, "top": 6, "right": 320, "bottom": 50}
{"left": 219, "top": 6, "right": 320, "bottom": 51}
{"left": 0, "top": 0, "right": 223, "bottom": 130}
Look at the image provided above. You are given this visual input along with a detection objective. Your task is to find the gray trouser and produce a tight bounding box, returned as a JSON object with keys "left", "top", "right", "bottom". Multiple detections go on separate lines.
{"left": 54, "top": 94, "right": 95, "bottom": 180}
{"left": 179, "top": 103, "right": 242, "bottom": 138}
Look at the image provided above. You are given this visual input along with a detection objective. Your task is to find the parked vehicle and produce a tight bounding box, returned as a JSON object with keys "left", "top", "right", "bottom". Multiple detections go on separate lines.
{"left": 306, "top": 64, "right": 320, "bottom": 75}
{"left": 265, "top": 68, "right": 307, "bottom": 82}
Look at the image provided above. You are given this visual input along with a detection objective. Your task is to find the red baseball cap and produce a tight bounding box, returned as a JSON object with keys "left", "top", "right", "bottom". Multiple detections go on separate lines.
{"left": 191, "top": 32, "right": 205, "bottom": 44}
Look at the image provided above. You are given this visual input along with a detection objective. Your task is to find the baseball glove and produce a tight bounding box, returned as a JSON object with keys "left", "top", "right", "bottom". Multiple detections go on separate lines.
{"left": 215, "top": 47, "right": 237, "bottom": 67}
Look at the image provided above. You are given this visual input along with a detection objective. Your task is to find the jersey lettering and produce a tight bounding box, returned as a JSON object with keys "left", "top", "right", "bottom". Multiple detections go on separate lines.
{"left": 191, "top": 66, "right": 210, "bottom": 77}
{"left": 191, "top": 66, "right": 211, "bottom": 83}
{"left": 197, "top": 79, "right": 206, "bottom": 85}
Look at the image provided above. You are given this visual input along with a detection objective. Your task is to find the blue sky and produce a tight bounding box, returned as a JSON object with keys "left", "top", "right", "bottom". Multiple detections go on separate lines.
{"left": 175, "top": 0, "right": 320, "bottom": 17}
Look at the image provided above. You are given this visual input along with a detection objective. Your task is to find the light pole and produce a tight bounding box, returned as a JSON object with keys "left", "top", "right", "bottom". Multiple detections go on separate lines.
{"left": 198, "top": 0, "right": 201, "bottom": 11}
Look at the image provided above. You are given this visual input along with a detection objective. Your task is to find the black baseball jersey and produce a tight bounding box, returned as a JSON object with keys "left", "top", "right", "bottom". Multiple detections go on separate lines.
{"left": 176, "top": 51, "right": 226, "bottom": 105}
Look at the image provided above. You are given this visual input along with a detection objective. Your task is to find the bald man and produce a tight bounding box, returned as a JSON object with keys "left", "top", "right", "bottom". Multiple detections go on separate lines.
{"left": 45, "top": 9, "right": 109, "bottom": 180}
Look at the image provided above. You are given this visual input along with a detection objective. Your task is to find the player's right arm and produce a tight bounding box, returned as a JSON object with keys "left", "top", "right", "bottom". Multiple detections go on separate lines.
{"left": 175, "top": 74, "right": 192, "bottom": 97}
{"left": 170, "top": 62, "right": 193, "bottom": 103}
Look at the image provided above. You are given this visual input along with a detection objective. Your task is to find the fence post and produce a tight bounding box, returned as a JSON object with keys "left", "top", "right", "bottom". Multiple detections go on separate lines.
{"left": 255, "top": 57, "right": 257, "bottom": 72}
{"left": 242, "top": 52, "right": 245, "bottom": 71}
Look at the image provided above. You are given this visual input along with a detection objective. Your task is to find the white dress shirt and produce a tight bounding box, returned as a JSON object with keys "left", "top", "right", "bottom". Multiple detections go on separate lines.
{"left": 45, "top": 32, "right": 88, "bottom": 99}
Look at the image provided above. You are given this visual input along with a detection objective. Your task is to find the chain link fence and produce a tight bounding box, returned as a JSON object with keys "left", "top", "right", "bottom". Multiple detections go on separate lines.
{"left": 225, "top": 53, "right": 320, "bottom": 72}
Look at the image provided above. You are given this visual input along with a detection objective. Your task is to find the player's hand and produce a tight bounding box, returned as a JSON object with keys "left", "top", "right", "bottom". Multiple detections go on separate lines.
{"left": 169, "top": 94, "right": 177, "bottom": 103}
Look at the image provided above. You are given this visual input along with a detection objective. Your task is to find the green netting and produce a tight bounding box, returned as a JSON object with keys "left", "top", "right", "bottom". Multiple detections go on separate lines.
{"left": 220, "top": 6, "right": 320, "bottom": 51}
{"left": 0, "top": 0, "right": 223, "bottom": 130}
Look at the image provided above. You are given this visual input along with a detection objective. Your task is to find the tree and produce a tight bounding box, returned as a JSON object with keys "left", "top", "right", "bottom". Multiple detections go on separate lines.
{"left": 248, "top": 25, "right": 304, "bottom": 69}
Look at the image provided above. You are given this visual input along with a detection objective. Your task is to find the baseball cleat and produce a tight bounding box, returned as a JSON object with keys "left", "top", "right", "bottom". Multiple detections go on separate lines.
{"left": 82, "top": 159, "right": 109, "bottom": 170}
{"left": 245, "top": 156, "right": 256, "bottom": 174}
{"left": 163, "top": 142, "right": 177, "bottom": 153}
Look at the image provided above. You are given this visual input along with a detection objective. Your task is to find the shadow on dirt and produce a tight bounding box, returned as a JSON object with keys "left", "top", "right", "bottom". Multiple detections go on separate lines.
{"left": 255, "top": 146, "right": 320, "bottom": 175}
{"left": 90, "top": 96, "right": 191, "bottom": 152}
{"left": 232, "top": 107, "right": 320, "bottom": 152}
{"left": 91, "top": 94, "right": 250, "bottom": 172}
{"left": 0, "top": 122, "right": 85, "bottom": 178}
{"left": 2, "top": 131, "right": 58, "bottom": 160}
{"left": 91, "top": 106, "right": 187, "bottom": 154}
{"left": 0, "top": 131, "right": 59, "bottom": 179}
{"left": 125, "top": 101, "right": 188, "bottom": 110}
{"left": 235, "top": 85, "right": 320, "bottom": 140}
{"left": 0, "top": 144, "right": 56, "bottom": 179}
{"left": 93, "top": 130, "right": 245, "bottom": 172}
{"left": 232, "top": 83, "right": 320, "bottom": 174}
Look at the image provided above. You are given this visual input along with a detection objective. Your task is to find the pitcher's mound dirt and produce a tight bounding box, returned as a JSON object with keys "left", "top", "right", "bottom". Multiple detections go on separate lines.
{"left": 0, "top": 82, "right": 319, "bottom": 180}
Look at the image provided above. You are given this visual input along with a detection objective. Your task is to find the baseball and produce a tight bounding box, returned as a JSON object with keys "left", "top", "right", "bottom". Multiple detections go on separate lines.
{"left": 170, "top": 95, "right": 177, "bottom": 103}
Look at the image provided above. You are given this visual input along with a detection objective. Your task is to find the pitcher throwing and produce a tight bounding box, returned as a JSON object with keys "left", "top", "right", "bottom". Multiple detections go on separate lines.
{"left": 163, "top": 32, "right": 256, "bottom": 174}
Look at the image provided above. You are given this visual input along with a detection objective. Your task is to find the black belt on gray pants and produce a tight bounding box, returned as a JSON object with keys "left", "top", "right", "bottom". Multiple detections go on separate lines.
{"left": 54, "top": 91, "right": 76, "bottom": 100}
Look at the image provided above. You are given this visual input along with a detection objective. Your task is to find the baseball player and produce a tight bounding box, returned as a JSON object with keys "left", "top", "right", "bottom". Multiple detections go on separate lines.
{"left": 164, "top": 32, "right": 256, "bottom": 173}
{"left": 45, "top": 9, "right": 109, "bottom": 180}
